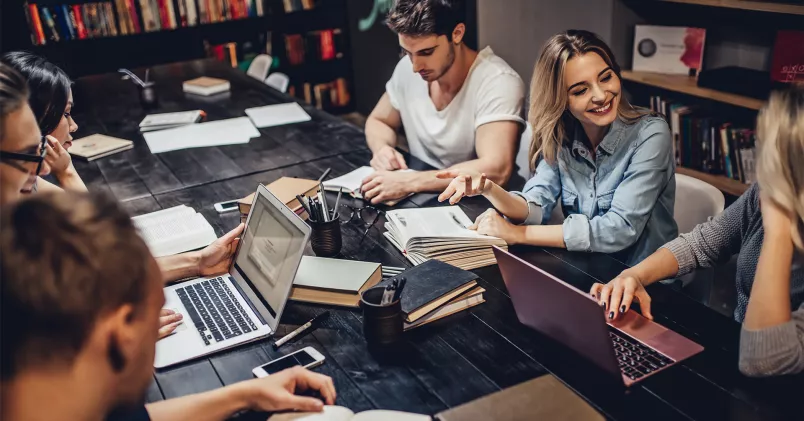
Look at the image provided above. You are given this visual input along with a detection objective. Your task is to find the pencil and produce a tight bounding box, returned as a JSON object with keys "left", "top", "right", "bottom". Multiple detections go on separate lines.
{"left": 332, "top": 187, "right": 343, "bottom": 220}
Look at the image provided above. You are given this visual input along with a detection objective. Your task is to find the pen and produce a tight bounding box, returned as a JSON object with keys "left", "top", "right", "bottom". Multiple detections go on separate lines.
{"left": 392, "top": 277, "right": 406, "bottom": 302}
{"left": 297, "top": 194, "right": 312, "bottom": 218}
{"left": 318, "top": 191, "right": 330, "bottom": 221}
{"left": 381, "top": 282, "right": 396, "bottom": 305}
{"left": 332, "top": 187, "right": 343, "bottom": 220}
{"left": 317, "top": 168, "right": 332, "bottom": 183}
{"left": 273, "top": 311, "right": 330, "bottom": 350}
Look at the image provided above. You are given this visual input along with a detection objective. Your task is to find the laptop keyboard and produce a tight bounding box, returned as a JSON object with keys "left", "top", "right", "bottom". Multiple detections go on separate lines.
{"left": 176, "top": 277, "right": 258, "bottom": 346}
{"left": 609, "top": 329, "right": 675, "bottom": 380}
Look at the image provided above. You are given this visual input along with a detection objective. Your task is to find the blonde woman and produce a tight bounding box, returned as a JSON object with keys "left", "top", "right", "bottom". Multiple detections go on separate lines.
{"left": 592, "top": 85, "right": 804, "bottom": 377}
{"left": 437, "top": 30, "right": 677, "bottom": 268}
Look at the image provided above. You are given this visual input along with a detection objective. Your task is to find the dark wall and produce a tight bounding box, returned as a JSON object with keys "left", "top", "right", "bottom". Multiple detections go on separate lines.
{"left": 346, "top": 0, "right": 478, "bottom": 116}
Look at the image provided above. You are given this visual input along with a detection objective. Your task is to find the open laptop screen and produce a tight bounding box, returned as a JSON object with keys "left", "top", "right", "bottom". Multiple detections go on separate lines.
{"left": 233, "top": 192, "right": 306, "bottom": 318}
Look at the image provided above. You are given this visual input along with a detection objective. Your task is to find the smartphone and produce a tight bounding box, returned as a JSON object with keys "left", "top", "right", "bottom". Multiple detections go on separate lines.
{"left": 252, "top": 346, "right": 325, "bottom": 378}
{"left": 214, "top": 200, "right": 239, "bottom": 214}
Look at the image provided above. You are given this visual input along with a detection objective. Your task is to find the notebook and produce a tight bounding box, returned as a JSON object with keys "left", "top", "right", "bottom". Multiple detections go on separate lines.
{"left": 435, "top": 375, "right": 604, "bottom": 421}
{"left": 269, "top": 406, "right": 429, "bottom": 421}
{"left": 143, "top": 117, "right": 259, "bottom": 153}
{"left": 245, "top": 102, "right": 312, "bottom": 128}
{"left": 139, "top": 110, "right": 204, "bottom": 132}
{"left": 384, "top": 207, "right": 507, "bottom": 270}
{"left": 183, "top": 76, "right": 231, "bottom": 96}
{"left": 323, "top": 166, "right": 413, "bottom": 206}
{"left": 131, "top": 205, "right": 217, "bottom": 257}
{"left": 378, "top": 259, "right": 478, "bottom": 323}
{"left": 68, "top": 134, "right": 133, "bottom": 161}
{"left": 404, "top": 285, "right": 485, "bottom": 331}
{"left": 238, "top": 177, "right": 320, "bottom": 219}
{"left": 290, "top": 257, "right": 382, "bottom": 307}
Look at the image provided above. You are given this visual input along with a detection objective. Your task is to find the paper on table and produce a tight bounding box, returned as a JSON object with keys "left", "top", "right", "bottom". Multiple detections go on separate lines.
{"left": 245, "top": 102, "right": 312, "bottom": 128}
{"left": 143, "top": 117, "right": 260, "bottom": 153}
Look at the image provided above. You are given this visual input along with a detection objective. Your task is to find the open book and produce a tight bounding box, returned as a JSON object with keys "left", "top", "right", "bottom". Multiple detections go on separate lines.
{"left": 383, "top": 206, "right": 507, "bottom": 270}
{"left": 131, "top": 205, "right": 217, "bottom": 257}
{"left": 268, "top": 406, "right": 430, "bottom": 421}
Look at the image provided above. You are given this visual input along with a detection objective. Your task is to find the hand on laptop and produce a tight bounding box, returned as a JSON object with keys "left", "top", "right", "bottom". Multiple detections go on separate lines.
{"left": 436, "top": 170, "right": 491, "bottom": 204}
{"left": 590, "top": 273, "right": 653, "bottom": 321}
{"left": 197, "top": 223, "right": 245, "bottom": 277}
{"left": 158, "top": 309, "right": 183, "bottom": 339}
{"left": 232, "top": 366, "right": 336, "bottom": 412}
{"left": 469, "top": 209, "right": 521, "bottom": 245}
{"left": 370, "top": 145, "right": 408, "bottom": 171}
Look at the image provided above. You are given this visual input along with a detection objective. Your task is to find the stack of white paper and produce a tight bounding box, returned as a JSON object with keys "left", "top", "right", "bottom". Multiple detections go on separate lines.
{"left": 143, "top": 117, "right": 260, "bottom": 153}
{"left": 131, "top": 205, "right": 218, "bottom": 257}
{"left": 245, "top": 103, "right": 311, "bottom": 128}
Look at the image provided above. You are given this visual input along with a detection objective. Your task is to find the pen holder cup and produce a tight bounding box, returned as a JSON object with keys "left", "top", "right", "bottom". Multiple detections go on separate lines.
{"left": 139, "top": 82, "right": 159, "bottom": 109}
{"left": 309, "top": 215, "right": 342, "bottom": 257}
{"left": 360, "top": 286, "right": 403, "bottom": 346}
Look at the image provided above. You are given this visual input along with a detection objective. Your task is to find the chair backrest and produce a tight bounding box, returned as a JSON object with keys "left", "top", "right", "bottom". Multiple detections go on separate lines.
{"left": 265, "top": 72, "right": 290, "bottom": 93}
{"left": 674, "top": 173, "right": 725, "bottom": 233}
{"left": 246, "top": 54, "right": 272, "bottom": 81}
{"left": 514, "top": 122, "right": 534, "bottom": 181}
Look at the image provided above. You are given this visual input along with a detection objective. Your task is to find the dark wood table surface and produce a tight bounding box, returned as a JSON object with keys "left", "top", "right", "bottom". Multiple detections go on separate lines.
{"left": 71, "top": 60, "right": 802, "bottom": 421}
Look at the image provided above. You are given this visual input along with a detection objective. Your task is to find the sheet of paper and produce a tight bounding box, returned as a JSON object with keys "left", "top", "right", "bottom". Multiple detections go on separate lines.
{"left": 143, "top": 117, "right": 259, "bottom": 153}
{"left": 322, "top": 166, "right": 374, "bottom": 194}
{"left": 245, "top": 102, "right": 311, "bottom": 128}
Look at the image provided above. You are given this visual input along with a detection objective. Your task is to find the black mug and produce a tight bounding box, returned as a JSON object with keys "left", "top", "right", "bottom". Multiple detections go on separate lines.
{"left": 309, "top": 214, "right": 342, "bottom": 257}
{"left": 360, "top": 286, "right": 403, "bottom": 346}
{"left": 139, "top": 82, "right": 159, "bottom": 109}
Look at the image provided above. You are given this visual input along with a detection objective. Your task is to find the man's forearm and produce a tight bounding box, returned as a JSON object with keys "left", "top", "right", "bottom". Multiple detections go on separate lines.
{"left": 146, "top": 386, "right": 249, "bottom": 421}
{"left": 157, "top": 252, "right": 201, "bottom": 284}
{"left": 365, "top": 117, "right": 397, "bottom": 154}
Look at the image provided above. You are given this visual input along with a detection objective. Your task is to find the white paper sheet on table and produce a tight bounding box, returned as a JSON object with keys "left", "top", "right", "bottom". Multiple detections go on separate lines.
{"left": 143, "top": 117, "right": 260, "bottom": 153}
{"left": 245, "top": 102, "right": 312, "bottom": 128}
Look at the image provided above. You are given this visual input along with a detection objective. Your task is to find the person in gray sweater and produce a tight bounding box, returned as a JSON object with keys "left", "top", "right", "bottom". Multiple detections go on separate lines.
{"left": 590, "top": 85, "right": 804, "bottom": 377}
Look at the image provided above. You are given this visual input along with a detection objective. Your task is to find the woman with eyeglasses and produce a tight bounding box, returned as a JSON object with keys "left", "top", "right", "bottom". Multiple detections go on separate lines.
{"left": 0, "top": 64, "right": 50, "bottom": 205}
{"left": 1, "top": 51, "right": 86, "bottom": 193}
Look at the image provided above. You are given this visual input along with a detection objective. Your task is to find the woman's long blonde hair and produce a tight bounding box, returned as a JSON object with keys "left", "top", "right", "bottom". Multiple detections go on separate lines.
{"left": 528, "top": 30, "right": 651, "bottom": 168}
{"left": 756, "top": 84, "right": 804, "bottom": 250}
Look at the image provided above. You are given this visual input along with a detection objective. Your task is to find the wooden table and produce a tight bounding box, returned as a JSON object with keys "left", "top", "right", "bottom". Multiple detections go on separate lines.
{"left": 71, "top": 60, "right": 802, "bottom": 421}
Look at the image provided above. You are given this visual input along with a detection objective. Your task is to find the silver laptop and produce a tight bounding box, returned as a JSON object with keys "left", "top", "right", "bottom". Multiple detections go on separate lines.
{"left": 155, "top": 184, "right": 311, "bottom": 368}
{"left": 493, "top": 246, "right": 704, "bottom": 387}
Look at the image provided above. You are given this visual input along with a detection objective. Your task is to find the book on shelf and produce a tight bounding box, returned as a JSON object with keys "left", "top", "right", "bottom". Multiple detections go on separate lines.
{"left": 285, "top": 29, "right": 345, "bottom": 66}
{"left": 771, "top": 30, "right": 804, "bottom": 84}
{"left": 377, "top": 259, "right": 481, "bottom": 324}
{"left": 291, "top": 78, "right": 350, "bottom": 110}
{"left": 131, "top": 205, "right": 218, "bottom": 257}
{"left": 651, "top": 94, "right": 756, "bottom": 185}
{"left": 633, "top": 25, "right": 706, "bottom": 76}
{"left": 383, "top": 206, "right": 508, "bottom": 271}
{"left": 282, "top": 0, "right": 315, "bottom": 13}
{"left": 290, "top": 257, "right": 382, "bottom": 307}
{"left": 69, "top": 134, "right": 134, "bottom": 161}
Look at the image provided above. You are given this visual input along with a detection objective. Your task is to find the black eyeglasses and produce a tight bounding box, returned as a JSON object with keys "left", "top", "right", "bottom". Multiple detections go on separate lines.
{"left": 340, "top": 204, "right": 385, "bottom": 242}
{"left": 0, "top": 136, "right": 47, "bottom": 177}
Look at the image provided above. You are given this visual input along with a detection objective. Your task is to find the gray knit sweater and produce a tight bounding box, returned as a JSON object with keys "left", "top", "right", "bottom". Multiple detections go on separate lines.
{"left": 663, "top": 184, "right": 804, "bottom": 376}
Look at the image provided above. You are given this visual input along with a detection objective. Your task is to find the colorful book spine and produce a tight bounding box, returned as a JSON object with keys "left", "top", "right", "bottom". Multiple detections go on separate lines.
{"left": 127, "top": 0, "right": 142, "bottom": 33}
{"left": 29, "top": 4, "right": 47, "bottom": 45}
{"left": 40, "top": 7, "right": 61, "bottom": 42}
{"left": 186, "top": 0, "right": 198, "bottom": 25}
{"left": 320, "top": 29, "right": 335, "bottom": 60}
{"left": 166, "top": 0, "right": 177, "bottom": 28}
{"left": 177, "top": 0, "right": 188, "bottom": 26}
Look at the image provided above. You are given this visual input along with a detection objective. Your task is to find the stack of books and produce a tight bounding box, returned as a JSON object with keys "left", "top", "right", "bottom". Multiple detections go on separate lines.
{"left": 290, "top": 257, "right": 382, "bottom": 307}
{"left": 384, "top": 206, "right": 508, "bottom": 271}
{"left": 651, "top": 95, "right": 757, "bottom": 184}
{"left": 238, "top": 177, "right": 320, "bottom": 223}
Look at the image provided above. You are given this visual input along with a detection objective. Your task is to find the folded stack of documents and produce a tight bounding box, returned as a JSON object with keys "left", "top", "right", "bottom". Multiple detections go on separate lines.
{"left": 143, "top": 117, "right": 260, "bottom": 153}
{"left": 245, "top": 102, "right": 311, "bottom": 128}
{"left": 139, "top": 110, "right": 204, "bottom": 132}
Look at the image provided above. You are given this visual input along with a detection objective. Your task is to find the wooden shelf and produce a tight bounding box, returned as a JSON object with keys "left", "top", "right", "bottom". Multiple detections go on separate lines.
{"left": 677, "top": 167, "right": 749, "bottom": 196}
{"left": 657, "top": 0, "right": 804, "bottom": 15}
{"left": 621, "top": 70, "right": 765, "bottom": 110}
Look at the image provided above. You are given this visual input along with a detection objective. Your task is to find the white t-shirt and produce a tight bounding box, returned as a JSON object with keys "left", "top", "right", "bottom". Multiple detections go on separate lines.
{"left": 385, "top": 46, "right": 525, "bottom": 169}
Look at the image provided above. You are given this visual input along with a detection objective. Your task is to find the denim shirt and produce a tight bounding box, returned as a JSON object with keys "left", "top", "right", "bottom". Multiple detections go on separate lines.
{"left": 513, "top": 115, "right": 678, "bottom": 266}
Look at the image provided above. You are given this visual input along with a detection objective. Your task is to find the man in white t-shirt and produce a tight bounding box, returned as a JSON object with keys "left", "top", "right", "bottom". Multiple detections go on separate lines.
{"left": 360, "top": 0, "right": 525, "bottom": 204}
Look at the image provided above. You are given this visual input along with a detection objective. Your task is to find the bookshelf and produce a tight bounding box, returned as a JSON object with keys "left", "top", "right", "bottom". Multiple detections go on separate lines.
{"left": 657, "top": 0, "right": 804, "bottom": 15}
{"left": 676, "top": 167, "right": 749, "bottom": 196}
{"left": 621, "top": 70, "right": 765, "bottom": 110}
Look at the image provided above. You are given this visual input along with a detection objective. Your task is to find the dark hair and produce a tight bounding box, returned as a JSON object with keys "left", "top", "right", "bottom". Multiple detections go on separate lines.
{"left": 386, "top": 0, "right": 466, "bottom": 39}
{"left": 1, "top": 51, "right": 72, "bottom": 136}
{"left": 0, "top": 62, "right": 30, "bottom": 135}
{"left": 1, "top": 192, "right": 154, "bottom": 380}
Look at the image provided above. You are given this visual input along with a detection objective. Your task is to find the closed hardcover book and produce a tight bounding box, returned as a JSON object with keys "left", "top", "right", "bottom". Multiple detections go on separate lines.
{"left": 127, "top": 0, "right": 142, "bottom": 33}
{"left": 404, "top": 286, "right": 485, "bottom": 331}
{"left": 238, "top": 177, "right": 319, "bottom": 217}
{"left": 290, "top": 257, "right": 382, "bottom": 307}
{"left": 30, "top": 4, "right": 47, "bottom": 45}
{"left": 41, "top": 7, "right": 61, "bottom": 42}
{"left": 377, "top": 259, "right": 478, "bottom": 323}
{"left": 69, "top": 134, "right": 134, "bottom": 161}
{"left": 182, "top": 76, "right": 230, "bottom": 96}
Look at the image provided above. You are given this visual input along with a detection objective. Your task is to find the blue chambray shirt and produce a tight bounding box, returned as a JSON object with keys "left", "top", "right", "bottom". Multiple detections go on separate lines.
{"left": 512, "top": 115, "right": 678, "bottom": 266}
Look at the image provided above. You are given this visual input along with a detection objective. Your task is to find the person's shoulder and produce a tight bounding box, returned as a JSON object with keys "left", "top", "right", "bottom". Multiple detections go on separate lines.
{"left": 473, "top": 47, "right": 523, "bottom": 84}
{"left": 624, "top": 112, "right": 671, "bottom": 145}
{"left": 390, "top": 54, "right": 414, "bottom": 82}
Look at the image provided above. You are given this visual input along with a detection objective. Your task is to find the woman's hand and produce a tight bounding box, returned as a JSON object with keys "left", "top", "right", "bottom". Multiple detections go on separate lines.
{"left": 158, "top": 309, "right": 183, "bottom": 339}
{"left": 469, "top": 209, "right": 522, "bottom": 244}
{"left": 436, "top": 169, "right": 492, "bottom": 205}
{"left": 590, "top": 272, "right": 653, "bottom": 321}
{"left": 44, "top": 135, "right": 72, "bottom": 175}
